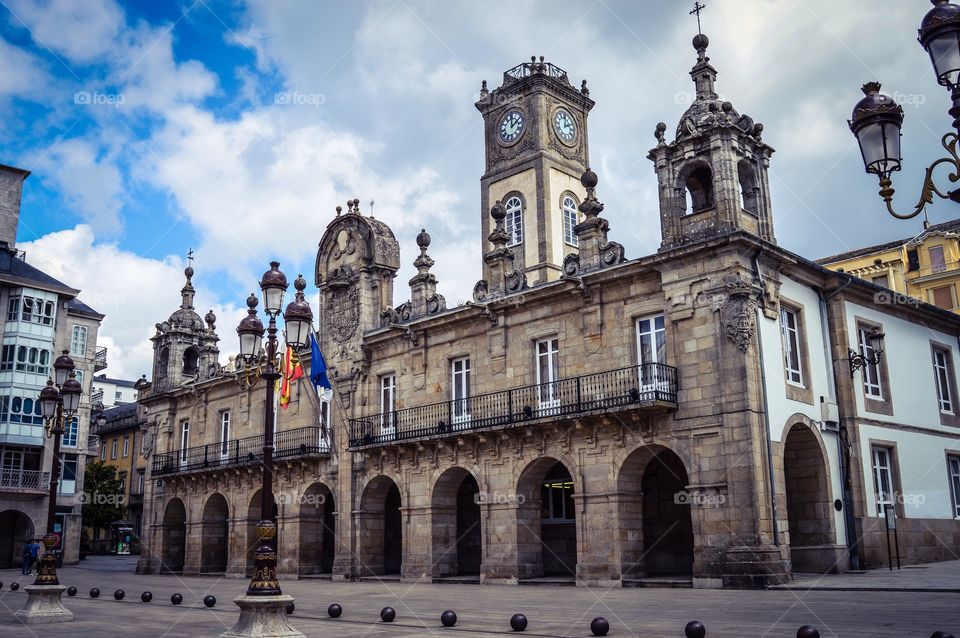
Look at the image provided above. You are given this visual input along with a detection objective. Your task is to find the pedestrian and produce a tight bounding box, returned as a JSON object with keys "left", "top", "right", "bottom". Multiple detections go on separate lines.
{"left": 28, "top": 538, "right": 40, "bottom": 574}
{"left": 20, "top": 540, "right": 31, "bottom": 575}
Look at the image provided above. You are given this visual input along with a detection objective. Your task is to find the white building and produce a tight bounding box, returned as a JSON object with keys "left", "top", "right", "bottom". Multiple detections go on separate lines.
{"left": 92, "top": 375, "right": 140, "bottom": 408}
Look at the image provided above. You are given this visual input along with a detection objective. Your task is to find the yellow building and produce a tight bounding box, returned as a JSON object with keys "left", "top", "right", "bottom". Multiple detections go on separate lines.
{"left": 818, "top": 219, "right": 960, "bottom": 313}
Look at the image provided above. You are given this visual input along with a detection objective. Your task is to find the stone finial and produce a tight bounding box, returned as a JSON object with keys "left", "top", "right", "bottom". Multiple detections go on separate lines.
{"left": 204, "top": 309, "right": 216, "bottom": 330}
{"left": 581, "top": 79, "right": 589, "bottom": 96}
{"left": 180, "top": 265, "right": 196, "bottom": 310}
{"left": 488, "top": 201, "right": 510, "bottom": 248}
{"left": 336, "top": 205, "right": 342, "bottom": 216}
{"left": 413, "top": 228, "right": 434, "bottom": 274}
{"left": 579, "top": 169, "right": 604, "bottom": 219}
{"left": 562, "top": 168, "right": 624, "bottom": 279}
{"left": 480, "top": 80, "right": 489, "bottom": 98}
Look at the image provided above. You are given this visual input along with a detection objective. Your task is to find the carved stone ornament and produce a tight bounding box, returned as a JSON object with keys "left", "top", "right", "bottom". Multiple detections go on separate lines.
{"left": 329, "top": 287, "right": 360, "bottom": 343}
{"left": 719, "top": 276, "right": 758, "bottom": 352}
{"left": 472, "top": 280, "right": 489, "bottom": 302}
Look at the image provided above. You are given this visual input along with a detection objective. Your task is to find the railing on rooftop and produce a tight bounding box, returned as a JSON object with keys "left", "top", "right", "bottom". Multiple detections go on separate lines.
{"left": 504, "top": 60, "right": 568, "bottom": 83}
{"left": 0, "top": 468, "right": 50, "bottom": 492}
{"left": 151, "top": 425, "right": 330, "bottom": 477}
{"left": 349, "top": 363, "right": 677, "bottom": 448}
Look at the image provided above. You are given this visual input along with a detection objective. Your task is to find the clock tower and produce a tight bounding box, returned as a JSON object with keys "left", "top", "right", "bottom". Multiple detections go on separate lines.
{"left": 476, "top": 57, "right": 595, "bottom": 287}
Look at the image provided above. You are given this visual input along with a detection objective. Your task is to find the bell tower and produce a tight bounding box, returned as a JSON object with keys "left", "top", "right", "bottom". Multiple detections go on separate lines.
{"left": 648, "top": 34, "right": 776, "bottom": 250}
{"left": 476, "top": 57, "right": 594, "bottom": 286}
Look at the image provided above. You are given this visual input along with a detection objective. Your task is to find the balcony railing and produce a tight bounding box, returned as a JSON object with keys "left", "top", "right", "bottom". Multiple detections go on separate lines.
{"left": 504, "top": 60, "right": 569, "bottom": 83}
{"left": 0, "top": 468, "right": 50, "bottom": 493}
{"left": 349, "top": 363, "right": 678, "bottom": 448}
{"left": 94, "top": 346, "right": 108, "bottom": 371}
{"left": 151, "top": 426, "right": 330, "bottom": 477}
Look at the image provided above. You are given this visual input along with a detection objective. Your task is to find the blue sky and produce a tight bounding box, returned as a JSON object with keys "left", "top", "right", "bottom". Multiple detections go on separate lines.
{"left": 2, "top": 0, "right": 956, "bottom": 378}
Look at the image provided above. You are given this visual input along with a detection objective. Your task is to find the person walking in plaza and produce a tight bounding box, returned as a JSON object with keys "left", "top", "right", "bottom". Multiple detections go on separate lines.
{"left": 20, "top": 540, "right": 32, "bottom": 575}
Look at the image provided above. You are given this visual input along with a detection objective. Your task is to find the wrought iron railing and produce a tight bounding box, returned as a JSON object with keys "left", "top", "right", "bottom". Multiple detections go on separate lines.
{"left": 349, "top": 363, "right": 677, "bottom": 448}
{"left": 151, "top": 426, "right": 330, "bottom": 477}
{"left": 504, "top": 60, "right": 569, "bottom": 83}
{"left": 94, "top": 346, "right": 108, "bottom": 371}
{"left": 0, "top": 468, "right": 50, "bottom": 491}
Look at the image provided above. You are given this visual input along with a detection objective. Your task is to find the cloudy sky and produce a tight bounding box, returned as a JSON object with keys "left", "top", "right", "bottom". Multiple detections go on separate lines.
{"left": 2, "top": 0, "right": 954, "bottom": 379}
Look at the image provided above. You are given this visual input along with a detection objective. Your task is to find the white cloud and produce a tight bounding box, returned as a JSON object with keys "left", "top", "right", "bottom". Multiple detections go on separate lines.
{"left": 5, "top": 0, "right": 124, "bottom": 65}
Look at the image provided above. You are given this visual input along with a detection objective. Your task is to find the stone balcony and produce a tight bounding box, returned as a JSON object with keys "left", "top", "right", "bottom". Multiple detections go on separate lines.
{"left": 151, "top": 425, "right": 330, "bottom": 478}
{"left": 348, "top": 363, "right": 678, "bottom": 449}
{"left": 0, "top": 468, "right": 50, "bottom": 497}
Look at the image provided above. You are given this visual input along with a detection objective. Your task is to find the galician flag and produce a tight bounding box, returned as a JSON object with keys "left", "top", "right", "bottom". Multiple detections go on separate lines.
{"left": 278, "top": 345, "right": 304, "bottom": 409}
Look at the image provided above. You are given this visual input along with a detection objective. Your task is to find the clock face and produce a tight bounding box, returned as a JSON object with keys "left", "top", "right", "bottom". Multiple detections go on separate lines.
{"left": 554, "top": 109, "right": 577, "bottom": 143}
{"left": 499, "top": 110, "right": 524, "bottom": 143}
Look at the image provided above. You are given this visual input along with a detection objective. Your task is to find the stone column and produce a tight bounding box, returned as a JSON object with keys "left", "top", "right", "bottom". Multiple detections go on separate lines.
{"left": 480, "top": 501, "right": 519, "bottom": 584}
{"left": 183, "top": 520, "right": 200, "bottom": 575}
{"left": 226, "top": 517, "right": 247, "bottom": 576}
{"left": 401, "top": 503, "right": 433, "bottom": 582}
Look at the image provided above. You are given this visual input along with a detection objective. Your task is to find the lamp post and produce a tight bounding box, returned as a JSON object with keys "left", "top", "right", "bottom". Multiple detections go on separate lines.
{"left": 849, "top": 328, "right": 886, "bottom": 377}
{"left": 15, "top": 351, "right": 81, "bottom": 624}
{"left": 223, "top": 262, "right": 312, "bottom": 638}
{"left": 849, "top": 0, "right": 960, "bottom": 219}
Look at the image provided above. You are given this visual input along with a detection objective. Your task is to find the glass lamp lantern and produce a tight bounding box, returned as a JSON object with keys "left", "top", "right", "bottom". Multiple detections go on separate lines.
{"left": 38, "top": 380, "right": 59, "bottom": 419}
{"left": 237, "top": 294, "right": 265, "bottom": 363}
{"left": 919, "top": 0, "right": 960, "bottom": 89}
{"left": 60, "top": 374, "right": 82, "bottom": 415}
{"left": 849, "top": 82, "right": 904, "bottom": 179}
{"left": 53, "top": 350, "right": 75, "bottom": 387}
{"left": 283, "top": 275, "right": 314, "bottom": 350}
{"left": 259, "top": 261, "right": 288, "bottom": 316}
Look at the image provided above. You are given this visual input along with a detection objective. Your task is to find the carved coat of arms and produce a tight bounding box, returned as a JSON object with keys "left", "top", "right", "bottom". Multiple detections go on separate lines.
{"left": 329, "top": 287, "right": 360, "bottom": 342}
{"left": 719, "top": 276, "right": 757, "bottom": 353}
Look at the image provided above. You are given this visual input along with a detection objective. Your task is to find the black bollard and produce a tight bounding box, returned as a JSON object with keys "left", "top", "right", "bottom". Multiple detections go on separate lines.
{"left": 66, "top": 586, "right": 77, "bottom": 596}
{"left": 0, "top": 581, "right": 3, "bottom": 589}
{"left": 685, "top": 620, "right": 706, "bottom": 638}
{"left": 10, "top": 583, "right": 19, "bottom": 591}
{"left": 141, "top": 591, "right": 152, "bottom": 603}
{"left": 380, "top": 607, "right": 396, "bottom": 622}
{"left": 114, "top": 589, "right": 125, "bottom": 600}
{"left": 797, "top": 626, "right": 819, "bottom": 638}
{"left": 170, "top": 593, "right": 183, "bottom": 605}
{"left": 510, "top": 613, "right": 528, "bottom": 632}
{"left": 328, "top": 603, "right": 342, "bottom": 618}
{"left": 285, "top": 602, "right": 294, "bottom": 615}
{"left": 89, "top": 588, "right": 100, "bottom": 598}
{"left": 441, "top": 610, "right": 458, "bottom": 627}
{"left": 203, "top": 595, "right": 216, "bottom": 608}
{"left": 591, "top": 617, "right": 610, "bottom": 636}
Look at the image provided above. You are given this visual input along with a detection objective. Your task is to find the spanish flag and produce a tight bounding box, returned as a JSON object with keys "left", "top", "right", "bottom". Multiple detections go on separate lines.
{"left": 278, "top": 346, "right": 304, "bottom": 409}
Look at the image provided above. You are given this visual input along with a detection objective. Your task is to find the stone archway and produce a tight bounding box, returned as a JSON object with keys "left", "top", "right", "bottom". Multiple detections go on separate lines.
{"left": 358, "top": 475, "right": 402, "bottom": 577}
{"left": 200, "top": 493, "right": 229, "bottom": 574}
{"left": 245, "top": 489, "right": 278, "bottom": 576}
{"left": 0, "top": 509, "right": 34, "bottom": 569}
{"left": 431, "top": 467, "right": 481, "bottom": 579}
{"left": 617, "top": 446, "right": 694, "bottom": 579}
{"left": 783, "top": 423, "right": 835, "bottom": 573}
{"left": 299, "top": 482, "right": 336, "bottom": 576}
{"left": 160, "top": 498, "right": 186, "bottom": 574}
{"left": 516, "top": 457, "right": 578, "bottom": 579}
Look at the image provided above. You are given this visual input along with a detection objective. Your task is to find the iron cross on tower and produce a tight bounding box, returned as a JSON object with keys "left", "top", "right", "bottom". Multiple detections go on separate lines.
{"left": 690, "top": 1, "right": 706, "bottom": 34}
{"left": 187, "top": 248, "right": 194, "bottom": 268}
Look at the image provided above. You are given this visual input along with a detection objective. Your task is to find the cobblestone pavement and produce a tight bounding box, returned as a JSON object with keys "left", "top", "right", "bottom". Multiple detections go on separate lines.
{"left": 771, "top": 559, "right": 960, "bottom": 592}
{"left": 0, "top": 558, "right": 956, "bottom": 637}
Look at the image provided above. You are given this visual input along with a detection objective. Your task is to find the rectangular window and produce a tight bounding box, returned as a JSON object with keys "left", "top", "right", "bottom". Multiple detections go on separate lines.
{"left": 118, "top": 472, "right": 126, "bottom": 494}
{"left": 780, "top": 307, "right": 804, "bottom": 386}
{"left": 536, "top": 338, "right": 560, "bottom": 411}
{"left": 872, "top": 446, "right": 895, "bottom": 517}
{"left": 58, "top": 454, "right": 77, "bottom": 495}
{"left": 115, "top": 391, "right": 122, "bottom": 401}
{"left": 6, "top": 296, "right": 19, "bottom": 321}
{"left": 179, "top": 421, "right": 189, "bottom": 466}
{"left": 949, "top": 456, "right": 960, "bottom": 518}
{"left": 907, "top": 248, "right": 920, "bottom": 272}
{"left": 319, "top": 394, "right": 331, "bottom": 446}
{"left": 933, "top": 348, "right": 955, "bottom": 414}
{"left": 636, "top": 315, "right": 668, "bottom": 392}
{"left": 62, "top": 416, "right": 79, "bottom": 447}
{"left": 451, "top": 357, "right": 471, "bottom": 425}
{"left": 111, "top": 439, "right": 118, "bottom": 460}
{"left": 541, "top": 478, "right": 575, "bottom": 522}
{"left": 137, "top": 470, "right": 145, "bottom": 495}
{"left": 219, "top": 411, "right": 230, "bottom": 458}
{"left": 859, "top": 327, "right": 883, "bottom": 399}
{"left": 122, "top": 435, "right": 129, "bottom": 458}
{"left": 930, "top": 245, "right": 947, "bottom": 273}
{"left": 100, "top": 441, "right": 106, "bottom": 461}
{"left": 380, "top": 375, "right": 396, "bottom": 433}
{"left": 70, "top": 325, "right": 88, "bottom": 357}
{"left": 932, "top": 285, "right": 954, "bottom": 310}
{"left": 562, "top": 196, "right": 579, "bottom": 246}
{"left": 872, "top": 274, "right": 890, "bottom": 289}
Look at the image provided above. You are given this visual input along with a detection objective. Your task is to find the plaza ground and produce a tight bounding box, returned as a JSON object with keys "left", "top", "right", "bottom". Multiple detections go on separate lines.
{"left": 0, "top": 557, "right": 956, "bottom": 637}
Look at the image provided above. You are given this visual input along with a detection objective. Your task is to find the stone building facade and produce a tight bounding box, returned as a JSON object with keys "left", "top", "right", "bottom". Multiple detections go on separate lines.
{"left": 137, "top": 36, "right": 960, "bottom": 588}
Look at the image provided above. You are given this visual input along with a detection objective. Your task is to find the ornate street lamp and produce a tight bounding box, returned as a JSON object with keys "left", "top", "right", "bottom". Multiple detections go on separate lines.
{"left": 849, "top": 328, "right": 886, "bottom": 377}
{"left": 224, "top": 263, "right": 310, "bottom": 638}
{"left": 16, "top": 351, "right": 81, "bottom": 624}
{"left": 849, "top": 0, "right": 960, "bottom": 219}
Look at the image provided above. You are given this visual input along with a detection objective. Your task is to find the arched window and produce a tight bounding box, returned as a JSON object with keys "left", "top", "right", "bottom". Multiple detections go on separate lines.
{"left": 562, "top": 195, "right": 579, "bottom": 246}
{"left": 157, "top": 347, "right": 169, "bottom": 381}
{"left": 682, "top": 164, "right": 715, "bottom": 215}
{"left": 182, "top": 347, "right": 199, "bottom": 377}
{"left": 504, "top": 196, "right": 523, "bottom": 246}
{"left": 738, "top": 159, "right": 759, "bottom": 214}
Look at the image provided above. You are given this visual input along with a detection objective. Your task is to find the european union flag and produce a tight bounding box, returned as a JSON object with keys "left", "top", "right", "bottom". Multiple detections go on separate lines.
{"left": 310, "top": 333, "right": 331, "bottom": 390}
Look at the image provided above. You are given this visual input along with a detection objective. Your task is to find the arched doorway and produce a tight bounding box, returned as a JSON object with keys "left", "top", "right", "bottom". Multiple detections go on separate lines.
{"left": 200, "top": 493, "right": 229, "bottom": 573}
{"left": 641, "top": 449, "right": 694, "bottom": 576}
{"left": 245, "top": 489, "right": 278, "bottom": 576}
{"left": 358, "top": 476, "right": 402, "bottom": 577}
{"left": 299, "top": 482, "right": 336, "bottom": 576}
{"left": 516, "top": 457, "right": 578, "bottom": 579}
{"left": 0, "top": 510, "right": 34, "bottom": 569}
{"left": 783, "top": 424, "right": 834, "bottom": 573}
{"left": 160, "top": 498, "right": 186, "bottom": 574}
{"left": 432, "top": 467, "right": 481, "bottom": 579}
